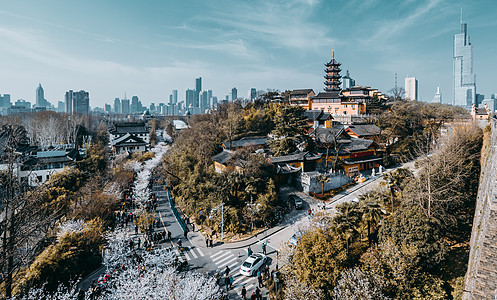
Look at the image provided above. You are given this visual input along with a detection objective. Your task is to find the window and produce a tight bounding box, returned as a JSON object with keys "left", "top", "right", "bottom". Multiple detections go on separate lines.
{"left": 352, "top": 105, "right": 355, "bottom": 110}
{"left": 344, "top": 104, "right": 347, "bottom": 108}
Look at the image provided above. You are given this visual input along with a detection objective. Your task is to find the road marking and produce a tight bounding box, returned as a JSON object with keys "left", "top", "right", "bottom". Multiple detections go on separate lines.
{"left": 211, "top": 251, "right": 230, "bottom": 261}
{"left": 214, "top": 254, "right": 236, "bottom": 266}
{"left": 184, "top": 251, "right": 191, "bottom": 260}
{"left": 189, "top": 249, "right": 198, "bottom": 259}
{"left": 196, "top": 247, "right": 205, "bottom": 256}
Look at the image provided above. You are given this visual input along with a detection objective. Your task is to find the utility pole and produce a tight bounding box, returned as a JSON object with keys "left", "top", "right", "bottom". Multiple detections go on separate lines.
{"left": 220, "top": 200, "right": 224, "bottom": 241}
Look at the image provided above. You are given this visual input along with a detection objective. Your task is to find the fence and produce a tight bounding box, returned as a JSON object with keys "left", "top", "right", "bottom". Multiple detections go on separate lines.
{"left": 166, "top": 190, "right": 188, "bottom": 232}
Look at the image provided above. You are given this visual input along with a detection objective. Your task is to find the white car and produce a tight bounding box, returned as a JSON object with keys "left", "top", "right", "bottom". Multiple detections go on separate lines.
{"left": 240, "top": 253, "right": 267, "bottom": 276}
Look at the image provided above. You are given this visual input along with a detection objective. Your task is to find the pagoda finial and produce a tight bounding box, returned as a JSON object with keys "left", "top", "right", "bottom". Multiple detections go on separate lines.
{"left": 332, "top": 48, "right": 334, "bottom": 60}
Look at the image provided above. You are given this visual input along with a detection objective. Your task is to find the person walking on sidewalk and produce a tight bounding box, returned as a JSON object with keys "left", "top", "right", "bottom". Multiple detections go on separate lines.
{"left": 262, "top": 242, "right": 266, "bottom": 255}
{"left": 183, "top": 230, "right": 188, "bottom": 239}
{"left": 225, "top": 266, "right": 230, "bottom": 276}
{"left": 258, "top": 272, "right": 263, "bottom": 287}
{"left": 205, "top": 238, "right": 209, "bottom": 247}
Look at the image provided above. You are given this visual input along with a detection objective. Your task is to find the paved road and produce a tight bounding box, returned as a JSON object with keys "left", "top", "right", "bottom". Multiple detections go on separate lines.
{"left": 152, "top": 186, "right": 274, "bottom": 299}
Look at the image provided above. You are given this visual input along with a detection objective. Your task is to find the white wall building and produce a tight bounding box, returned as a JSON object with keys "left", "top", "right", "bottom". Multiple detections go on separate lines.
{"left": 405, "top": 77, "right": 418, "bottom": 100}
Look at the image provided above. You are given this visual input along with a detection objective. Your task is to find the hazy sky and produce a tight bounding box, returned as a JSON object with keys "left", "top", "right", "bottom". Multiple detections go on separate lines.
{"left": 0, "top": 0, "right": 496, "bottom": 108}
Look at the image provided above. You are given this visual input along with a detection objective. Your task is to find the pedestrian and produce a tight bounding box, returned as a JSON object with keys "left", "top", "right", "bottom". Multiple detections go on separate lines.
{"left": 258, "top": 272, "right": 263, "bottom": 287}
{"left": 205, "top": 238, "right": 209, "bottom": 247}
{"left": 225, "top": 265, "right": 230, "bottom": 276}
{"left": 255, "top": 287, "right": 261, "bottom": 300}
{"left": 184, "top": 230, "right": 188, "bottom": 239}
{"left": 248, "top": 246, "right": 253, "bottom": 256}
{"left": 251, "top": 291, "right": 256, "bottom": 300}
{"left": 308, "top": 208, "right": 312, "bottom": 216}
{"left": 229, "top": 275, "right": 234, "bottom": 289}
{"left": 167, "top": 231, "right": 171, "bottom": 241}
{"left": 137, "top": 238, "right": 141, "bottom": 248}
{"left": 262, "top": 242, "right": 266, "bottom": 255}
{"left": 134, "top": 225, "right": 138, "bottom": 234}
{"left": 241, "top": 285, "right": 247, "bottom": 299}
{"left": 209, "top": 239, "right": 213, "bottom": 247}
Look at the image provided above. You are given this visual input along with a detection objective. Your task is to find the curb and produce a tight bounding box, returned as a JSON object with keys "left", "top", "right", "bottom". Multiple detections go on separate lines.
{"left": 216, "top": 225, "right": 287, "bottom": 250}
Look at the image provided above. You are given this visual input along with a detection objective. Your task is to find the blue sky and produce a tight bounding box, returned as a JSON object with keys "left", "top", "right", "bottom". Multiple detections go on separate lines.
{"left": 0, "top": 0, "right": 496, "bottom": 108}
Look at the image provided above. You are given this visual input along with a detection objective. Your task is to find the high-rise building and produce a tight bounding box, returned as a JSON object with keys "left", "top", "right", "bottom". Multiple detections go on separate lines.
{"left": 250, "top": 88, "right": 256, "bottom": 100}
{"left": 453, "top": 11, "right": 476, "bottom": 106}
{"left": 492, "top": 94, "right": 496, "bottom": 100}
{"left": 57, "top": 101, "right": 65, "bottom": 113}
{"left": 105, "top": 104, "right": 111, "bottom": 114}
{"left": 150, "top": 103, "right": 156, "bottom": 112}
{"left": 212, "top": 96, "right": 218, "bottom": 107}
{"left": 65, "top": 90, "right": 73, "bottom": 113}
{"left": 433, "top": 87, "right": 442, "bottom": 103}
{"left": 200, "top": 91, "right": 208, "bottom": 111}
{"left": 0, "top": 94, "right": 11, "bottom": 107}
{"left": 114, "top": 98, "right": 121, "bottom": 113}
{"left": 195, "top": 77, "right": 202, "bottom": 107}
{"left": 131, "top": 96, "right": 139, "bottom": 113}
{"left": 14, "top": 99, "right": 30, "bottom": 109}
{"left": 476, "top": 94, "right": 485, "bottom": 107}
{"left": 121, "top": 98, "right": 130, "bottom": 114}
{"left": 36, "top": 83, "right": 49, "bottom": 107}
{"left": 186, "top": 89, "right": 195, "bottom": 107}
{"left": 231, "top": 87, "right": 238, "bottom": 101}
{"left": 324, "top": 49, "right": 342, "bottom": 92}
{"left": 341, "top": 70, "right": 356, "bottom": 90}
{"left": 72, "top": 90, "right": 90, "bottom": 115}
{"left": 172, "top": 90, "right": 178, "bottom": 104}
{"left": 404, "top": 77, "right": 418, "bottom": 100}
{"left": 207, "top": 90, "right": 212, "bottom": 107}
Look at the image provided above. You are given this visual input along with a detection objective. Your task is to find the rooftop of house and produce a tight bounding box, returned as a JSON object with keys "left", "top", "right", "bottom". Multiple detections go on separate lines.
{"left": 304, "top": 110, "right": 332, "bottom": 122}
{"left": 172, "top": 120, "right": 189, "bottom": 130}
{"left": 312, "top": 91, "right": 341, "bottom": 99}
{"left": 342, "top": 138, "right": 376, "bottom": 152}
{"left": 268, "top": 151, "right": 321, "bottom": 164}
{"left": 345, "top": 124, "right": 381, "bottom": 137}
{"left": 211, "top": 149, "right": 235, "bottom": 165}
{"left": 110, "top": 122, "right": 148, "bottom": 134}
{"left": 222, "top": 137, "right": 268, "bottom": 149}
{"left": 313, "top": 126, "right": 347, "bottom": 140}
{"left": 289, "top": 89, "right": 314, "bottom": 96}
{"left": 112, "top": 132, "right": 147, "bottom": 146}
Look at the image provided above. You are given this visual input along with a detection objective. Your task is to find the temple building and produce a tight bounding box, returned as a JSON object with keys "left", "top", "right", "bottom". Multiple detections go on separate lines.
{"left": 324, "top": 49, "right": 342, "bottom": 92}
{"left": 288, "top": 89, "right": 315, "bottom": 110}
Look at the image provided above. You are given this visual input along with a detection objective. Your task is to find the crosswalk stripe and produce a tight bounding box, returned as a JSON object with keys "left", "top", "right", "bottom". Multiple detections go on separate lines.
{"left": 211, "top": 250, "right": 229, "bottom": 260}
{"left": 184, "top": 251, "right": 191, "bottom": 260}
{"left": 215, "top": 254, "right": 236, "bottom": 266}
{"left": 175, "top": 249, "right": 180, "bottom": 256}
{"left": 196, "top": 247, "right": 204, "bottom": 256}
{"left": 189, "top": 249, "right": 198, "bottom": 259}
{"left": 234, "top": 283, "right": 254, "bottom": 292}
{"left": 211, "top": 251, "right": 231, "bottom": 262}
{"left": 228, "top": 261, "right": 239, "bottom": 270}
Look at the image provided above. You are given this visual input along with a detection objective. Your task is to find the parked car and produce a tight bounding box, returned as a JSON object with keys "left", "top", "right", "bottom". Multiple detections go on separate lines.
{"left": 290, "top": 195, "right": 304, "bottom": 209}
{"left": 240, "top": 253, "right": 267, "bottom": 276}
{"left": 289, "top": 231, "right": 303, "bottom": 247}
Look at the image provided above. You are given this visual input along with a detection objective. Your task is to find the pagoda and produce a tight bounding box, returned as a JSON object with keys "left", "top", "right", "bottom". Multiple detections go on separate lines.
{"left": 324, "top": 49, "right": 342, "bottom": 92}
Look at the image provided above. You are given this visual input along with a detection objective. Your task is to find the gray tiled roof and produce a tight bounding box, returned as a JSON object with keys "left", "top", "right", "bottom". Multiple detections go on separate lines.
{"left": 112, "top": 133, "right": 146, "bottom": 146}
{"left": 110, "top": 122, "right": 148, "bottom": 134}
{"left": 222, "top": 137, "right": 268, "bottom": 149}
{"left": 346, "top": 124, "right": 381, "bottom": 137}
{"left": 268, "top": 151, "right": 321, "bottom": 164}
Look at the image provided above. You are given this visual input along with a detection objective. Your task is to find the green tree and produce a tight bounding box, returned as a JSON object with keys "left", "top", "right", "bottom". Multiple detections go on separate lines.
{"left": 316, "top": 174, "right": 330, "bottom": 195}
{"left": 269, "top": 105, "right": 309, "bottom": 156}
{"left": 379, "top": 206, "right": 447, "bottom": 272}
{"left": 358, "top": 193, "right": 384, "bottom": 246}
{"left": 333, "top": 202, "right": 361, "bottom": 253}
{"left": 292, "top": 228, "right": 347, "bottom": 293}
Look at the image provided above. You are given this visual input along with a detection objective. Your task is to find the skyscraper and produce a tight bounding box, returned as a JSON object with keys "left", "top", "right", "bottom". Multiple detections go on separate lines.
{"left": 186, "top": 89, "right": 195, "bottom": 108}
{"left": 0, "top": 94, "right": 11, "bottom": 108}
{"left": 36, "top": 84, "right": 48, "bottom": 107}
{"left": 195, "top": 77, "right": 202, "bottom": 107}
{"left": 65, "top": 90, "right": 73, "bottom": 113}
{"left": 404, "top": 77, "right": 418, "bottom": 100}
{"left": 131, "top": 96, "right": 139, "bottom": 113}
{"left": 433, "top": 87, "right": 442, "bottom": 103}
{"left": 200, "top": 90, "right": 208, "bottom": 111}
{"left": 341, "top": 70, "right": 356, "bottom": 90}
{"left": 453, "top": 10, "right": 476, "bottom": 107}
{"left": 172, "top": 90, "right": 178, "bottom": 104}
{"left": 65, "top": 90, "right": 89, "bottom": 114}
{"left": 72, "top": 90, "right": 90, "bottom": 115}
{"left": 250, "top": 88, "right": 256, "bottom": 100}
{"left": 231, "top": 87, "right": 237, "bottom": 101}
{"left": 114, "top": 98, "right": 121, "bottom": 113}
{"left": 121, "top": 98, "right": 130, "bottom": 114}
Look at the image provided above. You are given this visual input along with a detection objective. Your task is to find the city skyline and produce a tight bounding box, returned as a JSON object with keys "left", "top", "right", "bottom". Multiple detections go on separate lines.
{"left": 0, "top": 0, "right": 496, "bottom": 107}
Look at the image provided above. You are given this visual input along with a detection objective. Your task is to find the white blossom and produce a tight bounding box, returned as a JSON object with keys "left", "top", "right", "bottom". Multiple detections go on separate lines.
{"left": 56, "top": 219, "right": 87, "bottom": 241}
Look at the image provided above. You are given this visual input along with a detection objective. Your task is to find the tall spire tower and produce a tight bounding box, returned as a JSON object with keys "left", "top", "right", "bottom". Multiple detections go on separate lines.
{"left": 324, "top": 49, "right": 342, "bottom": 92}
{"left": 453, "top": 9, "right": 476, "bottom": 106}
